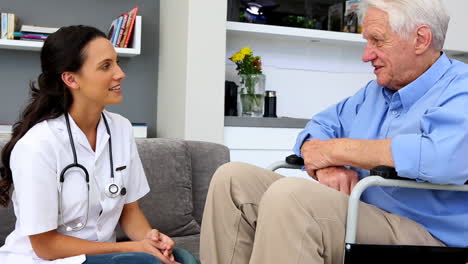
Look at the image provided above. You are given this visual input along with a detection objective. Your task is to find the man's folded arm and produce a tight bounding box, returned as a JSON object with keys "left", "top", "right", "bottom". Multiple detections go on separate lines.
{"left": 391, "top": 110, "right": 468, "bottom": 185}
{"left": 293, "top": 83, "right": 371, "bottom": 157}
{"left": 332, "top": 85, "right": 468, "bottom": 185}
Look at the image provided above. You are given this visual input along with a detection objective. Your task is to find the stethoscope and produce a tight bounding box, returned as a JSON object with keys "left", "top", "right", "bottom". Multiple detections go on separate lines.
{"left": 59, "top": 112, "right": 126, "bottom": 232}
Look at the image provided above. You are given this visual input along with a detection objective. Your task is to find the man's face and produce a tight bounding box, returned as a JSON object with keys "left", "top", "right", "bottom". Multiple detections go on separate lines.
{"left": 362, "top": 7, "right": 416, "bottom": 90}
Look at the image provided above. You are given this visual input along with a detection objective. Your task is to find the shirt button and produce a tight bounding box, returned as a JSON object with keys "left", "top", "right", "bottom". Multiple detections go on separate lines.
{"left": 392, "top": 110, "right": 398, "bottom": 115}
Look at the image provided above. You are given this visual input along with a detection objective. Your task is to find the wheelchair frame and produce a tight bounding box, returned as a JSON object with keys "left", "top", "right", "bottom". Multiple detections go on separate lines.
{"left": 268, "top": 156, "right": 468, "bottom": 264}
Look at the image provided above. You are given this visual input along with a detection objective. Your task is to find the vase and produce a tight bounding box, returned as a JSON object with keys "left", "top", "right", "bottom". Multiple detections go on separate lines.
{"left": 239, "top": 74, "right": 266, "bottom": 117}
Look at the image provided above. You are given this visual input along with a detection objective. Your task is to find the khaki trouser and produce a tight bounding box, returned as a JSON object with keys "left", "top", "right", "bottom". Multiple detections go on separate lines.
{"left": 200, "top": 162, "right": 444, "bottom": 264}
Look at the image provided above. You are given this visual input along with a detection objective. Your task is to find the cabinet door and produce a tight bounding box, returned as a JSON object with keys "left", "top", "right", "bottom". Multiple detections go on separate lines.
{"left": 442, "top": 0, "right": 468, "bottom": 53}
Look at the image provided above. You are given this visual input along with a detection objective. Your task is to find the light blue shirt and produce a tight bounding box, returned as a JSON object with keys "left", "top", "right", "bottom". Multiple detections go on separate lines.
{"left": 293, "top": 53, "right": 468, "bottom": 247}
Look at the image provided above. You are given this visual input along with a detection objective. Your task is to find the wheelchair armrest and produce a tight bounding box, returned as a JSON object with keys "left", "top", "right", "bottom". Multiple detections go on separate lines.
{"left": 285, "top": 154, "right": 304, "bottom": 166}
{"left": 266, "top": 154, "right": 304, "bottom": 171}
{"left": 370, "top": 165, "right": 401, "bottom": 180}
{"left": 371, "top": 165, "right": 468, "bottom": 184}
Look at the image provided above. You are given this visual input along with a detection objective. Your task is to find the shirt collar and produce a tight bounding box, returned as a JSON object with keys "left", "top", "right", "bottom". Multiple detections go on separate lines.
{"left": 53, "top": 111, "right": 112, "bottom": 154}
{"left": 382, "top": 86, "right": 396, "bottom": 104}
{"left": 396, "top": 53, "right": 451, "bottom": 111}
{"left": 54, "top": 110, "right": 112, "bottom": 132}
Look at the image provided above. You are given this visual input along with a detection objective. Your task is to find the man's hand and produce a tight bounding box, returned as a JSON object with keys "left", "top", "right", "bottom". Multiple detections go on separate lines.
{"left": 316, "top": 166, "right": 358, "bottom": 195}
{"left": 146, "top": 229, "right": 179, "bottom": 264}
{"left": 301, "top": 139, "right": 336, "bottom": 174}
{"left": 301, "top": 138, "right": 394, "bottom": 172}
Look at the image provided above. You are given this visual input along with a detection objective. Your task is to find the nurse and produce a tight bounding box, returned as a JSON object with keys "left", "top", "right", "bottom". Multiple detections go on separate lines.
{"left": 0, "top": 25, "right": 199, "bottom": 264}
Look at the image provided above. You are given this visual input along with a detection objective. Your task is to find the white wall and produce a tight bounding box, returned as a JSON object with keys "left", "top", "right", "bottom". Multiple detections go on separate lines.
{"left": 158, "top": 0, "right": 227, "bottom": 144}
{"left": 184, "top": 0, "right": 227, "bottom": 143}
{"left": 158, "top": 0, "right": 189, "bottom": 140}
{"left": 442, "top": 0, "right": 468, "bottom": 54}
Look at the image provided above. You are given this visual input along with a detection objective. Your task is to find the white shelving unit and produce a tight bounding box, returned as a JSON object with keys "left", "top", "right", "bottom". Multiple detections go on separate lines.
{"left": 115, "top": 15, "right": 142, "bottom": 57}
{"left": 0, "top": 16, "right": 142, "bottom": 57}
{"left": 226, "top": 21, "right": 366, "bottom": 47}
{"left": 226, "top": 21, "right": 468, "bottom": 56}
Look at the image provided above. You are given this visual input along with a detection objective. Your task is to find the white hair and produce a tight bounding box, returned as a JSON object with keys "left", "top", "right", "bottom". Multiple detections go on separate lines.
{"left": 364, "top": 0, "right": 450, "bottom": 50}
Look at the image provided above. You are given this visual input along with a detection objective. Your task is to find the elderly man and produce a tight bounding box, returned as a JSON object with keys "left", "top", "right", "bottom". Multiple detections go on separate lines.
{"left": 201, "top": 0, "right": 468, "bottom": 263}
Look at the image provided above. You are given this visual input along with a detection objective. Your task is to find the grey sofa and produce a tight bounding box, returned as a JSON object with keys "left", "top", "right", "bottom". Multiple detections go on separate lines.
{"left": 0, "top": 137, "right": 230, "bottom": 257}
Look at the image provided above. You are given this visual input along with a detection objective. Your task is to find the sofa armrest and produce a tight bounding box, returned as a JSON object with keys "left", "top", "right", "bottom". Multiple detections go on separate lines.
{"left": 186, "top": 141, "right": 230, "bottom": 225}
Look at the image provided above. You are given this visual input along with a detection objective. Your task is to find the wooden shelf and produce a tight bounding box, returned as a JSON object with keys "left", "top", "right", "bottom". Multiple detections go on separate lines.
{"left": 226, "top": 21, "right": 366, "bottom": 46}
{"left": 0, "top": 16, "right": 142, "bottom": 57}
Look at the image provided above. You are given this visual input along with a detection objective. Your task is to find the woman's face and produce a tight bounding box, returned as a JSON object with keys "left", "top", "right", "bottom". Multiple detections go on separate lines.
{"left": 72, "top": 37, "right": 126, "bottom": 109}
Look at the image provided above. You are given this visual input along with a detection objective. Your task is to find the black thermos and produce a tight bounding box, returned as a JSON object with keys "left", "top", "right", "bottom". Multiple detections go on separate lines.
{"left": 225, "top": 81, "right": 238, "bottom": 116}
{"left": 263, "top": 90, "right": 277, "bottom": 118}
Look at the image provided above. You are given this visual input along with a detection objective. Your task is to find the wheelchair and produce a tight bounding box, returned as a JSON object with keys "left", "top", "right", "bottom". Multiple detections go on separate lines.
{"left": 268, "top": 155, "right": 468, "bottom": 264}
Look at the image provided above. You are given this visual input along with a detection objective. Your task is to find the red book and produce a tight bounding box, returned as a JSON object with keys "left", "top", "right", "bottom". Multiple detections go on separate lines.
{"left": 119, "top": 12, "right": 131, "bottom": 48}
{"left": 123, "top": 6, "right": 139, "bottom": 48}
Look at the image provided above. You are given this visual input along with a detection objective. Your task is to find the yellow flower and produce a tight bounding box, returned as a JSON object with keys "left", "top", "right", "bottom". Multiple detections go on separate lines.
{"left": 231, "top": 52, "right": 245, "bottom": 63}
{"left": 240, "top": 47, "right": 253, "bottom": 56}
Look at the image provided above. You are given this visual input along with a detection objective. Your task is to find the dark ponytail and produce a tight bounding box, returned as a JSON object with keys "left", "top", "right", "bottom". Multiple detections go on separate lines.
{"left": 0, "top": 25, "right": 106, "bottom": 207}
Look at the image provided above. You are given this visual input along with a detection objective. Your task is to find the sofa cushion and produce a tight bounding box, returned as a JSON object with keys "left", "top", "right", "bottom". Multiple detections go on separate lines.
{"left": 135, "top": 138, "right": 200, "bottom": 237}
{"left": 173, "top": 234, "right": 201, "bottom": 258}
{"left": 187, "top": 141, "right": 230, "bottom": 225}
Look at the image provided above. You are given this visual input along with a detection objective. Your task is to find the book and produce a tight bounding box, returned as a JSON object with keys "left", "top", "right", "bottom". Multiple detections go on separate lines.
{"left": 7, "top": 13, "right": 19, "bottom": 40}
{"left": 343, "top": 0, "right": 365, "bottom": 33}
{"left": 107, "top": 16, "right": 122, "bottom": 47}
{"left": 0, "top": 124, "right": 12, "bottom": 137}
{"left": 132, "top": 123, "right": 147, "bottom": 138}
{"left": 112, "top": 16, "right": 123, "bottom": 46}
{"left": 116, "top": 13, "right": 129, "bottom": 47}
{"left": 20, "top": 24, "right": 59, "bottom": 34}
{"left": 122, "top": 6, "right": 139, "bottom": 48}
{"left": 107, "top": 16, "right": 120, "bottom": 45}
{"left": 119, "top": 13, "right": 132, "bottom": 48}
{"left": 13, "top": 32, "right": 48, "bottom": 40}
{"left": 18, "top": 37, "right": 45, "bottom": 42}
{"left": 328, "top": 3, "right": 344, "bottom": 32}
{"left": 1, "top": 13, "right": 8, "bottom": 39}
{"left": 106, "top": 7, "right": 139, "bottom": 48}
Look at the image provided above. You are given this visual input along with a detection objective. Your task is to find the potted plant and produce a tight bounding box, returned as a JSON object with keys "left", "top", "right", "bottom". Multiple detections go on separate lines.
{"left": 230, "top": 47, "right": 265, "bottom": 117}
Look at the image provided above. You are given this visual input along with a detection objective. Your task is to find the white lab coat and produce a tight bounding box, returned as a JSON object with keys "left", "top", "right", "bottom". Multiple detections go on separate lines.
{"left": 0, "top": 110, "right": 150, "bottom": 264}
